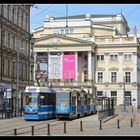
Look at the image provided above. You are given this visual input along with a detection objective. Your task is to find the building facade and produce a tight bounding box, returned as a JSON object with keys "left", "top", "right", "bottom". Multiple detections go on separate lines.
{"left": 0, "top": 4, "right": 34, "bottom": 117}
{"left": 32, "top": 13, "right": 140, "bottom": 108}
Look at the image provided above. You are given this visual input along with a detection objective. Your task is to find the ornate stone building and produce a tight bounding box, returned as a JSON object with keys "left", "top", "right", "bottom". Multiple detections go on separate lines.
{"left": 0, "top": 4, "right": 34, "bottom": 117}
{"left": 32, "top": 13, "right": 140, "bottom": 108}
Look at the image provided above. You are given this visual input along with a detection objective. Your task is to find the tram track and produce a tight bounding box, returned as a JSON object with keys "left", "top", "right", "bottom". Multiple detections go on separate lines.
{"left": 0, "top": 118, "right": 58, "bottom": 135}
{"left": 0, "top": 114, "right": 97, "bottom": 136}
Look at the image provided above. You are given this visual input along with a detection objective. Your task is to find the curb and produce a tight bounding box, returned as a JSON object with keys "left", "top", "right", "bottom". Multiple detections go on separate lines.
{"left": 103, "top": 114, "right": 119, "bottom": 123}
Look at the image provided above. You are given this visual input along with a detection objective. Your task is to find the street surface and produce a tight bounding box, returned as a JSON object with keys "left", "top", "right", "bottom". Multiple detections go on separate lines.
{"left": 0, "top": 106, "right": 140, "bottom": 136}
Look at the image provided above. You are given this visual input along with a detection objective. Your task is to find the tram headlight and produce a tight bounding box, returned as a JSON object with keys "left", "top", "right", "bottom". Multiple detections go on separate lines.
{"left": 25, "top": 109, "right": 38, "bottom": 114}
{"left": 25, "top": 110, "right": 30, "bottom": 113}
{"left": 32, "top": 109, "right": 38, "bottom": 113}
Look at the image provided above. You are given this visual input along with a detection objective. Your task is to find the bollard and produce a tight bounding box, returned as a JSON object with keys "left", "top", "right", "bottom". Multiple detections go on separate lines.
{"left": 117, "top": 119, "right": 120, "bottom": 129}
{"left": 80, "top": 121, "right": 83, "bottom": 131}
{"left": 14, "top": 128, "right": 17, "bottom": 135}
{"left": 47, "top": 124, "right": 50, "bottom": 136}
{"left": 131, "top": 118, "right": 133, "bottom": 127}
{"left": 99, "top": 120, "right": 102, "bottom": 130}
{"left": 32, "top": 126, "right": 34, "bottom": 136}
{"left": 64, "top": 122, "right": 66, "bottom": 133}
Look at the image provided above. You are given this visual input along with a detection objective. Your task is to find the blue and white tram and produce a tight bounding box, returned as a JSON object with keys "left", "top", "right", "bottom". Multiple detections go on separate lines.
{"left": 56, "top": 89, "right": 97, "bottom": 119}
{"left": 24, "top": 86, "right": 56, "bottom": 120}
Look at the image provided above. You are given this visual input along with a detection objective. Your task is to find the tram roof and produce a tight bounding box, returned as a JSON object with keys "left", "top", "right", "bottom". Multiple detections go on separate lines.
{"left": 25, "top": 86, "right": 56, "bottom": 93}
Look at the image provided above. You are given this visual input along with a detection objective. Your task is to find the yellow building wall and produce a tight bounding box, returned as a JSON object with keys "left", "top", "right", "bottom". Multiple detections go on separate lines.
{"left": 94, "top": 29, "right": 113, "bottom": 36}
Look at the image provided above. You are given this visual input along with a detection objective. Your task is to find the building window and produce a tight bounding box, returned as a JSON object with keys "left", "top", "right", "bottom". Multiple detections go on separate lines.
{"left": 3, "top": 30, "right": 5, "bottom": 46}
{"left": 7, "top": 5, "right": 10, "bottom": 19}
{"left": 13, "top": 36, "right": 15, "bottom": 50}
{"left": 97, "top": 55, "right": 104, "bottom": 61}
{"left": 13, "top": 61, "right": 15, "bottom": 78}
{"left": 8, "top": 60, "right": 10, "bottom": 77}
{"left": 110, "top": 54, "right": 118, "bottom": 60}
{"left": 59, "top": 28, "right": 74, "bottom": 35}
{"left": 111, "top": 91, "right": 117, "bottom": 105}
{"left": 124, "top": 54, "right": 132, "bottom": 60}
{"left": 84, "top": 70, "right": 87, "bottom": 82}
{"left": 111, "top": 72, "right": 117, "bottom": 83}
{"left": 17, "top": 9, "right": 19, "bottom": 26}
{"left": 8, "top": 33, "right": 10, "bottom": 48}
{"left": 125, "top": 91, "right": 131, "bottom": 105}
{"left": 97, "top": 91, "right": 103, "bottom": 96}
{"left": 125, "top": 72, "right": 131, "bottom": 83}
{"left": 21, "top": 14, "right": 23, "bottom": 28}
{"left": 2, "top": 58, "right": 5, "bottom": 75}
{"left": 12, "top": 7, "right": 14, "bottom": 22}
{"left": 111, "top": 91, "right": 117, "bottom": 96}
{"left": 97, "top": 72, "right": 103, "bottom": 83}
{"left": 25, "top": 16, "right": 27, "bottom": 31}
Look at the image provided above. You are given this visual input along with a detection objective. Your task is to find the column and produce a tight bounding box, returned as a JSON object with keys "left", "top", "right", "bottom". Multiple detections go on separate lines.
{"left": 92, "top": 52, "right": 95, "bottom": 82}
{"left": 104, "top": 53, "right": 109, "bottom": 82}
{"left": 48, "top": 52, "right": 50, "bottom": 86}
{"left": 75, "top": 51, "right": 78, "bottom": 81}
{"left": 88, "top": 51, "right": 93, "bottom": 80}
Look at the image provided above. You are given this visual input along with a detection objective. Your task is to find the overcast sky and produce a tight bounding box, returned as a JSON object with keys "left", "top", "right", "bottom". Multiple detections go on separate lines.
{"left": 30, "top": 4, "right": 140, "bottom": 34}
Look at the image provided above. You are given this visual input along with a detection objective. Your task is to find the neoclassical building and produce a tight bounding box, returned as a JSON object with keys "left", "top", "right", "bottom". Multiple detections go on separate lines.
{"left": 32, "top": 13, "right": 140, "bottom": 108}
{"left": 0, "top": 4, "right": 34, "bottom": 117}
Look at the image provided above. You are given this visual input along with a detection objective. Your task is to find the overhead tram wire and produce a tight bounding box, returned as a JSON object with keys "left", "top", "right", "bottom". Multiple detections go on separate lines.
{"left": 31, "top": 4, "right": 66, "bottom": 20}
{"left": 66, "top": 4, "right": 68, "bottom": 28}
{"left": 31, "top": 4, "right": 56, "bottom": 18}
{"left": 125, "top": 5, "right": 140, "bottom": 18}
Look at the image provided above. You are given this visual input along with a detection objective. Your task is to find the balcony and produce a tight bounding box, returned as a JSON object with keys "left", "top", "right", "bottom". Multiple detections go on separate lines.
{"left": 45, "top": 80, "right": 94, "bottom": 88}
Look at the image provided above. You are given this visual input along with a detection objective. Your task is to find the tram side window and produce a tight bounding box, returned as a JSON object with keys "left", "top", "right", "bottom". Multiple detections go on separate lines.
{"left": 25, "top": 95, "right": 30, "bottom": 105}
{"left": 72, "top": 96, "right": 76, "bottom": 106}
{"left": 77, "top": 94, "right": 81, "bottom": 105}
{"left": 84, "top": 95, "right": 87, "bottom": 105}
{"left": 40, "top": 93, "right": 46, "bottom": 105}
{"left": 46, "top": 94, "right": 56, "bottom": 105}
{"left": 88, "top": 98, "right": 90, "bottom": 105}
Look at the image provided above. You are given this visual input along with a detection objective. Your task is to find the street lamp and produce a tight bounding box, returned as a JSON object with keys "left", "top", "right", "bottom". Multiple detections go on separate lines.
{"left": 15, "top": 45, "right": 23, "bottom": 117}
{"left": 123, "top": 76, "right": 126, "bottom": 112}
{"left": 47, "top": 46, "right": 49, "bottom": 87}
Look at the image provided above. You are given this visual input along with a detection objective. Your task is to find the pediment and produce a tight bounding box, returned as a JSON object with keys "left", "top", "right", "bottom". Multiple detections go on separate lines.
{"left": 123, "top": 67, "right": 133, "bottom": 71}
{"left": 109, "top": 67, "right": 119, "bottom": 71}
{"left": 96, "top": 67, "right": 105, "bottom": 71}
{"left": 35, "top": 34, "right": 94, "bottom": 46}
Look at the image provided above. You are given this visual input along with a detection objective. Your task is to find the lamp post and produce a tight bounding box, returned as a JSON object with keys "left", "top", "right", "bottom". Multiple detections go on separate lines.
{"left": 47, "top": 46, "right": 49, "bottom": 86}
{"left": 15, "top": 42, "right": 23, "bottom": 117}
{"left": 15, "top": 47, "right": 19, "bottom": 117}
{"left": 123, "top": 76, "right": 126, "bottom": 112}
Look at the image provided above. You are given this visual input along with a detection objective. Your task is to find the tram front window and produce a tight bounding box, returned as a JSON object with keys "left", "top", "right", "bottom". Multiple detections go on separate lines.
{"left": 26, "top": 93, "right": 38, "bottom": 107}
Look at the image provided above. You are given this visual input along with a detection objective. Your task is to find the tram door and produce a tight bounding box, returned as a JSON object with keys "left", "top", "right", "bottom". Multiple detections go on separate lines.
{"left": 87, "top": 96, "right": 90, "bottom": 113}
{"left": 71, "top": 94, "right": 77, "bottom": 115}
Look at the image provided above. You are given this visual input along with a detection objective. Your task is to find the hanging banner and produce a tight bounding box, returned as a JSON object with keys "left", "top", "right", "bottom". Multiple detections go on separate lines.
{"left": 49, "top": 55, "right": 62, "bottom": 79}
{"left": 62, "top": 54, "right": 76, "bottom": 80}
{"left": 36, "top": 55, "right": 48, "bottom": 78}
